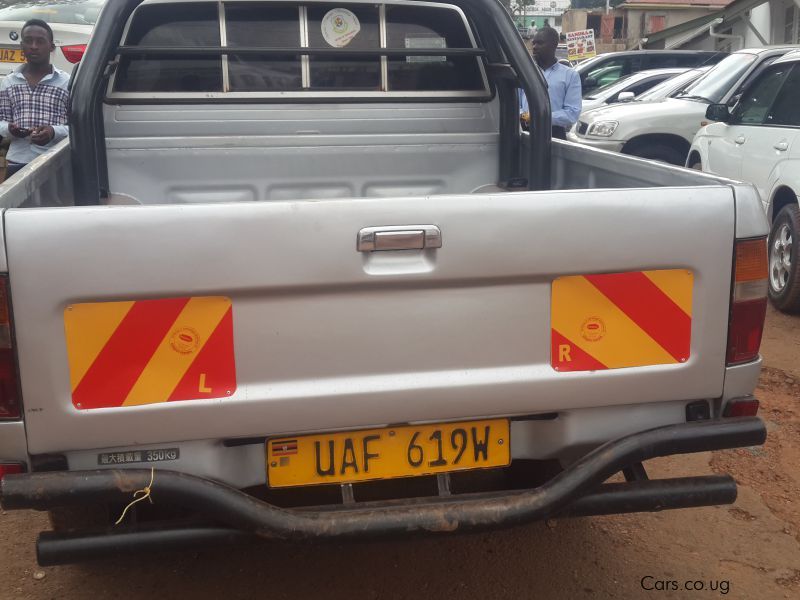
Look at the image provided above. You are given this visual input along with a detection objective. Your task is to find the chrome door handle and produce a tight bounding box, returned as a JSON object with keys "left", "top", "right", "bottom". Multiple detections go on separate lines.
{"left": 734, "top": 135, "right": 746, "bottom": 145}
{"left": 774, "top": 141, "right": 789, "bottom": 151}
{"left": 357, "top": 225, "right": 442, "bottom": 252}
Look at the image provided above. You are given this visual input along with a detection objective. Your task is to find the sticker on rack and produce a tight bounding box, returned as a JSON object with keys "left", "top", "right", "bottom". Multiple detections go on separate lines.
{"left": 98, "top": 447, "right": 180, "bottom": 465}
{"left": 321, "top": 8, "right": 360, "bottom": 47}
{"left": 64, "top": 296, "right": 237, "bottom": 410}
{"left": 404, "top": 35, "right": 447, "bottom": 63}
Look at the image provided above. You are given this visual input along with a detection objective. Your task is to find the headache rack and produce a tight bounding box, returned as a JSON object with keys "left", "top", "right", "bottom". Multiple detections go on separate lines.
{"left": 71, "top": 0, "right": 552, "bottom": 203}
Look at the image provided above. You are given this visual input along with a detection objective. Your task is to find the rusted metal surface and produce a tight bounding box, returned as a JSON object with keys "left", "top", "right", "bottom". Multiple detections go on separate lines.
{"left": 1, "top": 418, "right": 765, "bottom": 542}
{"left": 33, "top": 475, "right": 737, "bottom": 566}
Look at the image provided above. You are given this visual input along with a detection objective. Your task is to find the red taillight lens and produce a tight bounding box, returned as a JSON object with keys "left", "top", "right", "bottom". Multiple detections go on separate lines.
{"left": 60, "top": 44, "right": 86, "bottom": 64}
{"left": 726, "top": 239, "right": 768, "bottom": 365}
{"left": 0, "top": 463, "right": 23, "bottom": 480}
{"left": 0, "top": 276, "right": 20, "bottom": 419}
{"left": 723, "top": 397, "right": 760, "bottom": 417}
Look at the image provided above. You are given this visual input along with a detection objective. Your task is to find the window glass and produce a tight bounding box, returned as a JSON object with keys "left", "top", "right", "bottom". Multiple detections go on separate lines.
{"left": 679, "top": 52, "right": 757, "bottom": 104}
{"left": 628, "top": 75, "right": 669, "bottom": 96}
{"left": 636, "top": 68, "right": 702, "bottom": 101}
{"left": 113, "top": 2, "right": 487, "bottom": 97}
{"left": 766, "top": 65, "right": 800, "bottom": 127}
{"left": 115, "top": 3, "right": 222, "bottom": 93}
{"left": 385, "top": 5, "right": 483, "bottom": 91}
{"left": 307, "top": 5, "right": 381, "bottom": 90}
{"left": 733, "top": 66, "right": 790, "bottom": 125}
{"left": 226, "top": 4, "right": 302, "bottom": 91}
{"left": 583, "top": 58, "right": 629, "bottom": 94}
{"left": 0, "top": 0, "right": 105, "bottom": 25}
{"left": 645, "top": 54, "right": 681, "bottom": 69}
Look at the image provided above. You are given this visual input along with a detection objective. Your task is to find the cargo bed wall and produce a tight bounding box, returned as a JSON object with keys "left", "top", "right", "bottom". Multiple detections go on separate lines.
{"left": 103, "top": 102, "right": 501, "bottom": 205}
{"left": 0, "top": 141, "right": 74, "bottom": 210}
{"left": 529, "top": 136, "right": 735, "bottom": 191}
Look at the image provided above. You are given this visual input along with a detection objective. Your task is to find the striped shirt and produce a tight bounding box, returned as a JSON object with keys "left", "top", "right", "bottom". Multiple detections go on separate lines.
{"left": 0, "top": 64, "right": 70, "bottom": 165}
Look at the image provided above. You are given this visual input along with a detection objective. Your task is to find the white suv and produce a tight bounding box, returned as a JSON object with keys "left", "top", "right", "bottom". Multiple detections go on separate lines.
{"left": 689, "top": 50, "right": 800, "bottom": 312}
{"left": 568, "top": 47, "right": 798, "bottom": 165}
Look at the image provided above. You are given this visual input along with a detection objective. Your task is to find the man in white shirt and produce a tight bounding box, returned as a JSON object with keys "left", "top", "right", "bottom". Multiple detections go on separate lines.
{"left": 0, "top": 19, "right": 70, "bottom": 179}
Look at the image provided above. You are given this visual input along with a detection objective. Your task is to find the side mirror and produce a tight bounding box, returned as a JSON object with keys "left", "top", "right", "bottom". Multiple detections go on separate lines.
{"left": 705, "top": 104, "right": 730, "bottom": 123}
{"left": 583, "top": 77, "right": 598, "bottom": 89}
{"left": 617, "top": 91, "right": 635, "bottom": 102}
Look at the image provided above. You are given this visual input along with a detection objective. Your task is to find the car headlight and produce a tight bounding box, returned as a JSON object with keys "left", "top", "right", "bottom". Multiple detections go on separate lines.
{"left": 587, "top": 121, "right": 618, "bottom": 137}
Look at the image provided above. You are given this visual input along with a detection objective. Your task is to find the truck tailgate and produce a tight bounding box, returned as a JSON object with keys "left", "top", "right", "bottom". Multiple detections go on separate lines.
{"left": 4, "top": 187, "right": 735, "bottom": 454}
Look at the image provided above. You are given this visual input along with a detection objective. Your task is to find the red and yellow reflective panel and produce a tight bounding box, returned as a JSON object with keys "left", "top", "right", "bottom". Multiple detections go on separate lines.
{"left": 551, "top": 270, "right": 692, "bottom": 372}
{"left": 64, "top": 297, "right": 236, "bottom": 409}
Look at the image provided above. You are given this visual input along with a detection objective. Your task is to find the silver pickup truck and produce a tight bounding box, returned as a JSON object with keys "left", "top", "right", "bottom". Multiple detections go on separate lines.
{"left": 0, "top": 0, "right": 770, "bottom": 565}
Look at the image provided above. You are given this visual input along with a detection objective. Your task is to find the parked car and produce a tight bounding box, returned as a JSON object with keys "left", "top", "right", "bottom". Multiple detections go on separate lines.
{"left": 0, "top": 0, "right": 768, "bottom": 565}
{"left": 580, "top": 68, "right": 688, "bottom": 113}
{"left": 689, "top": 50, "right": 800, "bottom": 311}
{"left": 0, "top": 0, "right": 105, "bottom": 76}
{"left": 629, "top": 66, "right": 711, "bottom": 104}
{"left": 568, "top": 47, "right": 798, "bottom": 165}
{"left": 575, "top": 50, "right": 726, "bottom": 96}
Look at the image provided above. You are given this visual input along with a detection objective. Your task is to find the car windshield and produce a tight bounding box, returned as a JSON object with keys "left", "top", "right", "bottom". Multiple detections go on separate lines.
{"left": 676, "top": 53, "right": 757, "bottom": 103}
{"left": 636, "top": 68, "right": 704, "bottom": 101}
{"left": 584, "top": 74, "right": 635, "bottom": 100}
{"left": 0, "top": 0, "right": 105, "bottom": 26}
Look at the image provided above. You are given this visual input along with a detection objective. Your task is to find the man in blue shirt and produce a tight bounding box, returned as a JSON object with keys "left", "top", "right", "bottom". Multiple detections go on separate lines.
{"left": 519, "top": 27, "right": 581, "bottom": 140}
{"left": 0, "top": 19, "right": 70, "bottom": 179}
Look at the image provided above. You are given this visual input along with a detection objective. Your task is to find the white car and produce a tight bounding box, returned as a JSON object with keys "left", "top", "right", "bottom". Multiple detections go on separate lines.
{"left": 0, "top": 0, "right": 105, "bottom": 77}
{"left": 579, "top": 68, "right": 688, "bottom": 113}
{"left": 624, "top": 66, "right": 711, "bottom": 104}
{"left": 689, "top": 50, "right": 800, "bottom": 312}
{"left": 568, "top": 47, "right": 798, "bottom": 165}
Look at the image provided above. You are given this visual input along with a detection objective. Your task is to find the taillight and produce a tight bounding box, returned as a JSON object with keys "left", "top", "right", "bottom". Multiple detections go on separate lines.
{"left": 60, "top": 44, "right": 86, "bottom": 64}
{"left": 723, "top": 397, "right": 760, "bottom": 417}
{"left": 726, "top": 238, "right": 768, "bottom": 365}
{"left": 0, "top": 275, "right": 20, "bottom": 419}
{"left": 0, "top": 463, "right": 23, "bottom": 480}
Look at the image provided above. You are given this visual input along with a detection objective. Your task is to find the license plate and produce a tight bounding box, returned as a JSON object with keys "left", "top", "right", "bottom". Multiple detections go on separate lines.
{"left": 267, "top": 419, "right": 510, "bottom": 488}
{"left": 0, "top": 48, "right": 24, "bottom": 63}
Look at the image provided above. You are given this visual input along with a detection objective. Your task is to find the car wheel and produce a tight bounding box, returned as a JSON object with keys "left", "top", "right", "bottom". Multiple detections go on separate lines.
{"left": 768, "top": 204, "right": 800, "bottom": 313}
{"left": 625, "top": 143, "right": 686, "bottom": 166}
{"left": 689, "top": 158, "right": 702, "bottom": 170}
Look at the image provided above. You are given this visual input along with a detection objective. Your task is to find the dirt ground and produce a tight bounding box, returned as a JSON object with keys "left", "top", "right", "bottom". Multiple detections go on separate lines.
{"left": 1, "top": 307, "right": 798, "bottom": 600}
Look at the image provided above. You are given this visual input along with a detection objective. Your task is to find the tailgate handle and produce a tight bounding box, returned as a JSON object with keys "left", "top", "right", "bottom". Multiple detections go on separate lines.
{"left": 357, "top": 225, "right": 442, "bottom": 252}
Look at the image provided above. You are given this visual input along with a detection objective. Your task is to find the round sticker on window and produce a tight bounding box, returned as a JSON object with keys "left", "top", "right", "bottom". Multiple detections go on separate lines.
{"left": 321, "top": 8, "right": 361, "bottom": 48}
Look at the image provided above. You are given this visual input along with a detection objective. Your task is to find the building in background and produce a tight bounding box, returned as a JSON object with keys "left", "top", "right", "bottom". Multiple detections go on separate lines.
{"left": 513, "top": 0, "right": 572, "bottom": 34}
{"left": 639, "top": 0, "right": 799, "bottom": 50}
{"left": 562, "top": 8, "right": 628, "bottom": 52}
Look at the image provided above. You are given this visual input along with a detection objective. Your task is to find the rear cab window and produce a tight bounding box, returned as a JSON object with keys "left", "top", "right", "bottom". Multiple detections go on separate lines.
{"left": 110, "top": 0, "right": 489, "bottom": 100}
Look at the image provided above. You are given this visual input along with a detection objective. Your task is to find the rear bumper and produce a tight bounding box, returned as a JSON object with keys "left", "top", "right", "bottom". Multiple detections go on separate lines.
{"left": 1, "top": 417, "right": 766, "bottom": 564}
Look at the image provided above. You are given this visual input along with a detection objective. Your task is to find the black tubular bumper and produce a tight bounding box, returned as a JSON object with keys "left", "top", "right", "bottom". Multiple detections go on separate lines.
{"left": 1, "top": 417, "right": 765, "bottom": 564}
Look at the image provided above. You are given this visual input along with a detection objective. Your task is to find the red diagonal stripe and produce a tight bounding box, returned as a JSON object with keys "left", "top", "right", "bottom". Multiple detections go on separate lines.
{"left": 167, "top": 307, "right": 236, "bottom": 402}
{"left": 72, "top": 298, "right": 191, "bottom": 409}
{"left": 551, "top": 329, "right": 608, "bottom": 372}
{"left": 584, "top": 272, "right": 691, "bottom": 362}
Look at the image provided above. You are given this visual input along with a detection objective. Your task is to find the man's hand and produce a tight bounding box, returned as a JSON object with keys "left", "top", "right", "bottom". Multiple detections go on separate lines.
{"left": 30, "top": 125, "right": 54, "bottom": 146}
{"left": 8, "top": 123, "right": 30, "bottom": 138}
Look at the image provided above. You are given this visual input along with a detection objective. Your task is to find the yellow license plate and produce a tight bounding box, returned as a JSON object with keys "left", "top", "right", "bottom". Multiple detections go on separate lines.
{"left": 0, "top": 48, "right": 24, "bottom": 63}
{"left": 267, "top": 419, "right": 510, "bottom": 488}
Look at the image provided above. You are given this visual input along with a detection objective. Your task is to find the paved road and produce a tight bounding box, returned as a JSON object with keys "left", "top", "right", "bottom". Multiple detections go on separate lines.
{"left": 1, "top": 308, "right": 799, "bottom": 600}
